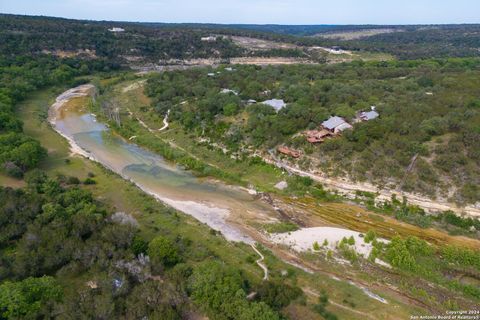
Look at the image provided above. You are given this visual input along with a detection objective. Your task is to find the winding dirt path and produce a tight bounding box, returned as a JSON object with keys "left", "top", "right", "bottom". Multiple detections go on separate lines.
{"left": 159, "top": 110, "right": 170, "bottom": 131}
{"left": 251, "top": 243, "right": 268, "bottom": 281}
{"left": 127, "top": 108, "right": 222, "bottom": 169}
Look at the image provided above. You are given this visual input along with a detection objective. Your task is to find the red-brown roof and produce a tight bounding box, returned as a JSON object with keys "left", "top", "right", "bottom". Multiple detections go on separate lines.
{"left": 307, "top": 136, "right": 324, "bottom": 143}
{"left": 305, "top": 129, "right": 333, "bottom": 143}
{"left": 277, "top": 146, "right": 301, "bottom": 158}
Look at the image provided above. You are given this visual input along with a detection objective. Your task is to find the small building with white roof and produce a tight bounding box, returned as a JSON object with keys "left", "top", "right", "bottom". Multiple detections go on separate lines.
{"left": 201, "top": 36, "right": 217, "bottom": 42}
{"left": 109, "top": 27, "right": 125, "bottom": 32}
{"left": 357, "top": 106, "right": 379, "bottom": 122}
{"left": 220, "top": 89, "right": 239, "bottom": 95}
{"left": 261, "top": 99, "right": 286, "bottom": 112}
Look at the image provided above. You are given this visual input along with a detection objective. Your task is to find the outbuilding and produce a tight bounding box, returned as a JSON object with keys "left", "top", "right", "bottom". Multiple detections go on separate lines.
{"left": 220, "top": 88, "right": 239, "bottom": 95}
{"left": 277, "top": 146, "right": 301, "bottom": 158}
{"left": 201, "top": 36, "right": 217, "bottom": 42}
{"left": 261, "top": 99, "right": 286, "bottom": 112}
{"left": 109, "top": 27, "right": 125, "bottom": 32}
{"left": 358, "top": 106, "right": 379, "bottom": 122}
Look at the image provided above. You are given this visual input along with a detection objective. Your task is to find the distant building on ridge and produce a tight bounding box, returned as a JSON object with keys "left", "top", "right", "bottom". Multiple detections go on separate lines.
{"left": 201, "top": 36, "right": 217, "bottom": 42}
{"left": 109, "top": 27, "right": 125, "bottom": 32}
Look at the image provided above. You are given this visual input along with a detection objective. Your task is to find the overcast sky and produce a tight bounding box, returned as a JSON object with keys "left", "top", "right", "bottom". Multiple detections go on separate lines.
{"left": 1, "top": 0, "right": 479, "bottom": 24}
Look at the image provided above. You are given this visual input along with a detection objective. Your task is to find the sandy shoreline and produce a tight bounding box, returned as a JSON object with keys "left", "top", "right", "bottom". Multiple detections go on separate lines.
{"left": 270, "top": 226, "right": 388, "bottom": 257}
{"left": 48, "top": 84, "right": 96, "bottom": 159}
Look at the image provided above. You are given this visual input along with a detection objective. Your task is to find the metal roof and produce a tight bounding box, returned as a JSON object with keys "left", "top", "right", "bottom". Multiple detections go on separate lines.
{"left": 322, "top": 116, "right": 346, "bottom": 130}
{"left": 361, "top": 110, "right": 379, "bottom": 120}
{"left": 334, "top": 122, "right": 353, "bottom": 132}
{"left": 262, "top": 99, "right": 286, "bottom": 111}
{"left": 220, "top": 88, "right": 238, "bottom": 95}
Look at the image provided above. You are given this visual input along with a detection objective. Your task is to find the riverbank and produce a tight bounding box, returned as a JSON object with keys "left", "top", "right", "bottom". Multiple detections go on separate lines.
{"left": 16, "top": 87, "right": 276, "bottom": 288}
{"left": 48, "top": 84, "right": 96, "bottom": 159}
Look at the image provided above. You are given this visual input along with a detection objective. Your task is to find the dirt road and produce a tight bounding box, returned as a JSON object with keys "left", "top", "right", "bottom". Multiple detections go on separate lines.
{"left": 265, "top": 151, "right": 480, "bottom": 217}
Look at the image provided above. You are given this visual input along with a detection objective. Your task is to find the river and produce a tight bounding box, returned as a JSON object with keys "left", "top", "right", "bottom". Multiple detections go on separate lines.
{"left": 49, "top": 84, "right": 279, "bottom": 243}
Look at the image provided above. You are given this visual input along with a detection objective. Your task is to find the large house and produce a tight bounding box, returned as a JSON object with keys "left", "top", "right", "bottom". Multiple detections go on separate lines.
{"left": 321, "top": 116, "right": 352, "bottom": 133}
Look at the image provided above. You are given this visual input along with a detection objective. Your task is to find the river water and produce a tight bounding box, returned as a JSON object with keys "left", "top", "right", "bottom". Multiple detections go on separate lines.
{"left": 49, "top": 85, "right": 277, "bottom": 243}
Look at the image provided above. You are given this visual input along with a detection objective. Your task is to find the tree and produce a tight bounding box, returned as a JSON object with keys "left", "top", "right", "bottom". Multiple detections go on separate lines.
{"left": 364, "top": 230, "right": 376, "bottom": 243}
{"left": 147, "top": 236, "right": 180, "bottom": 268}
{"left": 348, "top": 236, "right": 355, "bottom": 246}
{"left": 334, "top": 104, "right": 355, "bottom": 120}
{"left": 0, "top": 276, "right": 62, "bottom": 320}
{"left": 385, "top": 237, "right": 417, "bottom": 271}
{"left": 60, "top": 279, "right": 115, "bottom": 320}
{"left": 189, "top": 260, "right": 280, "bottom": 319}
{"left": 256, "top": 280, "right": 302, "bottom": 310}
{"left": 0, "top": 133, "right": 46, "bottom": 177}
{"left": 313, "top": 291, "right": 338, "bottom": 320}
{"left": 223, "top": 103, "right": 238, "bottom": 116}
{"left": 131, "top": 235, "right": 149, "bottom": 255}
{"left": 125, "top": 281, "right": 184, "bottom": 320}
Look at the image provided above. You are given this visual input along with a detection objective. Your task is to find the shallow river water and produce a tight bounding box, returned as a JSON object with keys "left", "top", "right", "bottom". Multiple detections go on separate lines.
{"left": 50, "top": 85, "right": 278, "bottom": 243}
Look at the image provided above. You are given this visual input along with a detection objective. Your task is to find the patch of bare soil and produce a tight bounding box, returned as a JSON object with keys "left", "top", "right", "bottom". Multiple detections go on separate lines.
{"left": 41, "top": 49, "right": 96, "bottom": 58}
{"left": 229, "top": 36, "right": 298, "bottom": 51}
{"left": 315, "top": 28, "right": 403, "bottom": 40}
{"left": 230, "top": 57, "right": 313, "bottom": 65}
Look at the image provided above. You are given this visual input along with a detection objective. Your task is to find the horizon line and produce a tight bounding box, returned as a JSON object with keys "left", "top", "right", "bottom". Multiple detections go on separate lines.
{"left": 1, "top": 12, "right": 479, "bottom": 27}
